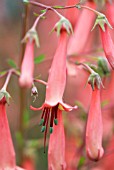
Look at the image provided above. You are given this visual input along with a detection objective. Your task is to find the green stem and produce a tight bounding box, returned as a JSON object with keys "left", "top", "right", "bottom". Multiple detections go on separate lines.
{"left": 18, "top": 3, "right": 30, "bottom": 165}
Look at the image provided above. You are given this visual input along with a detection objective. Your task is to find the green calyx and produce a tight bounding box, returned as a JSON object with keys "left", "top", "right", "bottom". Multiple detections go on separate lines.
{"left": 22, "top": 28, "right": 40, "bottom": 47}
{"left": 51, "top": 17, "right": 73, "bottom": 36}
{"left": 92, "top": 13, "right": 113, "bottom": 32}
{"left": 88, "top": 72, "right": 104, "bottom": 90}
{"left": 0, "top": 89, "right": 11, "bottom": 105}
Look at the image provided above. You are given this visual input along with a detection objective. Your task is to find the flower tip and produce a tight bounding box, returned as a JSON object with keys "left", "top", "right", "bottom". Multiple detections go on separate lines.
{"left": 87, "top": 147, "right": 104, "bottom": 161}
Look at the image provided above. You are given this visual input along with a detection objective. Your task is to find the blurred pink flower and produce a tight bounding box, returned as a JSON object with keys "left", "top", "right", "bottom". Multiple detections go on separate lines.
{"left": 100, "top": 24, "right": 114, "bottom": 69}
{"left": 86, "top": 86, "right": 104, "bottom": 161}
{"left": 0, "top": 97, "right": 24, "bottom": 170}
{"left": 19, "top": 39, "right": 34, "bottom": 88}
{"left": 67, "top": 1, "right": 96, "bottom": 56}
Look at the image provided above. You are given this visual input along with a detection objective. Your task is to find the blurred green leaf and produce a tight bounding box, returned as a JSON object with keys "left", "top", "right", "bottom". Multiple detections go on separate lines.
{"left": 23, "top": 109, "right": 30, "bottom": 128}
{"left": 16, "top": 131, "right": 24, "bottom": 147}
{"left": 77, "top": 156, "right": 85, "bottom": 169}
{"left": 0, "top": 70, "right": 7, "bottom": 76}
{"left": 7, "top": 59, "right": 17, "bottom": 68}
{"left": 34, "top": 54, "right": 45, "bottom": 64}
{"left": 101, "top": 100, "right": 109, "bottom": 108}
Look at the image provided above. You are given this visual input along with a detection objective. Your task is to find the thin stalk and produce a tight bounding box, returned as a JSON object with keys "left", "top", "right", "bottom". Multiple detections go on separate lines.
{"left": 18, "top": 3, "right": 30, "bottom": 165}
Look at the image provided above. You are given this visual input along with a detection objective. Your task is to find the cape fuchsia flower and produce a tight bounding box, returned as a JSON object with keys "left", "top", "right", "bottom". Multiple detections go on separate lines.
{"left": 19, "top": 28, "right": 39, "bottom": 88}
{"left": 48, "top": 110, "right": 66, "bottom": 170}
{"left": 67, "top": 1, "right": 96, "bottom": 56}
{"left": 92, "top": 13, "right": 114, "bottom": 69}
{"left": 31, "top": 28, "right": 77, "bottom": 142}
{"left": 31, "top": 30, "right": 77, "bottom": 147}
{"left": 0, "top": 92, "right": 24, "bottom": 170}
{"left": 86, "top": 72, "right": 104, "bottom": 161}
{"left": 99, "top": 24, "right": 114, "bottom": 69}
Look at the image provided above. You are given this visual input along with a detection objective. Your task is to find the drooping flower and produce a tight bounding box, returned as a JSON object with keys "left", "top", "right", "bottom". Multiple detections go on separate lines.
{"left": 19, "top": 39, "right": 34, "bottom": 88}
{"left": 67, "top": 1, "right": 96, "bottom": 56}
{"left": 86, "top": 73, "right": 104, "bottom": 161}
{"left": 19, "top": 28, "right": 39, "bottom": 88}
{"left": 99, "top": 23, "right": 114, "bottom": 69}
{"left": 92, "top": 13, "right": 114, "bottom": 69}
{"left": 48, "top": 110, "right": 66, "bottom": 170}
{"left": 31, "top": 30, "right": 77, "bottom": 148}
{"left": 0, "top": 92, "right": 24, "bottom": 170}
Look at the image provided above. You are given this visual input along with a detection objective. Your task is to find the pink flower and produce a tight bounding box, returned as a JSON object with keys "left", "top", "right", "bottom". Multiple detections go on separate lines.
{"left": 31, "top": 30, "right": 77, "bottom": 147}
{"left": 19, "top": 39, "right": 34, "bottom": 88}
{"left": 86, "top": 86, "right": 104, "bottom": 161}
{"left": 67, "top": 1, "right": 96, "bottom": 56}
{"left": 0, "top": 97, "right": 24, "bottom": 170}
{"left": 99, "top": 24, "right": 114, "bottom": 69}
{"left": 48, "top": 110, "right": 66, "bottom": 170}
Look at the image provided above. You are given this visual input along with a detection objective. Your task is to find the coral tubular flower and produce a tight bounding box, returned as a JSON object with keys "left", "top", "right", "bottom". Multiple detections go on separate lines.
{"left": 67, "top": 1, "right": 96, "bottom": 56}
{"left": 99, "top": 24, "right": 114, "bottom": 69}
{"left": 86, "top": 86, "right": 104, "bottom": 161}
{"left": 0, "top": 97, "right": 24, "bottom": 170}
{"left": 48, "top": 110, "right": 66, "bottom": 170}
{"left": 19, "top": 38, "right": 34, "bottom": 88}
{"left": 31, "top": 30, "right": 77, "bottom": 148}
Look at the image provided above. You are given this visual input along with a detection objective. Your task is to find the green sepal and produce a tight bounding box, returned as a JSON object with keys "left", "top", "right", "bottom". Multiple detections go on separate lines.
{"left": 0, "top": 89, "right": 11, "bottom": 105}
{"left": 92, "top": 13, "right": 113, "bottom": 32}
{"left": 22, "top": 28, "right": 40, "bottom": 47}
{"left": 88, "top": 72, "right": 104, "bottom": 90}
{"left": 51, "top": 17, "right": 73, "bottom": 36}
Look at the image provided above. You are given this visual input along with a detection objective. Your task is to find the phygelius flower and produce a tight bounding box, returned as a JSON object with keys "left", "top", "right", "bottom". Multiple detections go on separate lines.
{"left": 19, "top": 38, "right": 34, "bottom": 88}
{"left": 19, "top": 28, "right": 39, "bottom": 88}
{"left": 0, "top": 95, "right": 24, "bottom": 170}
{"left": 31, "top": 26, "right": 77, "bottom": 170}
{"left": 86, "top": 73, "right": 104, "bottom": 161}
{"left": 99, "top": 24, "right": 114, "bottom": 69}
{"left": 92, "top": 13, "right": 114, "bottom": 69}
{"left": 67, "top": 1, "right": 96, "bottom": 56}
{"left": 31, "top": 29, "right": 77, "bottom": 143}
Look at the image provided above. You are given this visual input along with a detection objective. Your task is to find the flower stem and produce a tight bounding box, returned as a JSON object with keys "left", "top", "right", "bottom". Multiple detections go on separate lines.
{"left": 32, "top": 10, "right": 47, "bottom": 30}
{"left": 18, "top": 2, "right": 30, "bottom": 165}
{"left": 1, "top": 69, "right": 13, "bottom": 91}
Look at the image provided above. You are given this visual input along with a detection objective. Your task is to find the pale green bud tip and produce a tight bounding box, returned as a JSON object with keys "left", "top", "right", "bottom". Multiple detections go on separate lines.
{"left": 23, "top": 0, "right": 29, "bottom": 4}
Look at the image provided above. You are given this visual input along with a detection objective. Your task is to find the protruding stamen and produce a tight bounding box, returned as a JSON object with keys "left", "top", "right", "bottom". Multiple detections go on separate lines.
{"left": 54, "top": 118, "right": 58, "bottom": 125}
{"left": 50, "top": 127, "right": 53, "bottom": 134}
{"left": 39, "top": 118, "right": 44, "bottom": 126}
{"left": 41, "top": 126, "right": 46, "bottom": 132}
{"left": 44, "top": 108, "right": 50, "bottom": 153}
{"left": 50, "top": 107, "right": 55, "bottom": 127}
